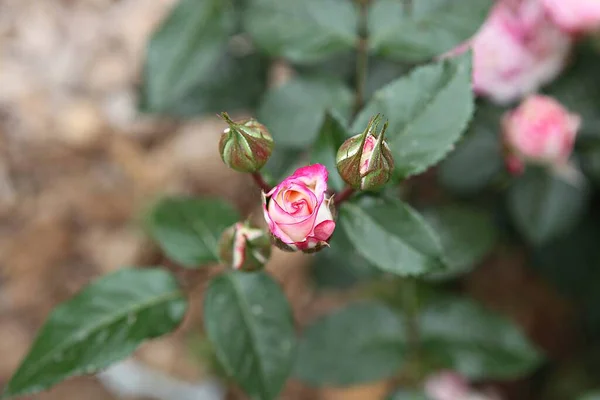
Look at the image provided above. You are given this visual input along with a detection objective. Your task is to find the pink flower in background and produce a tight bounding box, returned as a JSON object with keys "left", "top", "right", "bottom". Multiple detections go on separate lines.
{"left": 425, "top": 371, "right": 472, "bottom": 400}
{"left": 449, "top": 0, "right": 572, "bottom": 104}
{"left": 425, "top": 371, "right": 502, "bottom": 400}
{"left": 502, "top": 95, "right": 581, "bottom": 173}
{"left": 543, "top": 0, "right": 600, "bottom": 33}
{"left": 262, "top": 164, "right": 335, "bottom": 252}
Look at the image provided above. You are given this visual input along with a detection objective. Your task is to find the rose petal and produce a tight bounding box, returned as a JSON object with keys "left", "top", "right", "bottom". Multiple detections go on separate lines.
{"left": 288, "top": 164, "right": 328, "bottom": 199}
{"left": 312, "top": 220, "right": 335, "bottom": 241}
{"left": 262, "top": 200, "right": 294, "bottom": 244}
{"left": 277, "top": 211, "right": 319, "bottom": 242}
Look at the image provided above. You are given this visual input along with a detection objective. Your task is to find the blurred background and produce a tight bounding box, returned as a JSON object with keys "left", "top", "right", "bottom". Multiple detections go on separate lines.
{"left": 3, "top": 0, "right": 600, "bottom": 399}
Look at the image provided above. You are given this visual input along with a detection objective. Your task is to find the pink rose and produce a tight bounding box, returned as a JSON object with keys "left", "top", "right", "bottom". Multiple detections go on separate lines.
{"left": 502, "top": 95, "right": 581, "bottom": 173}
{"left": 262, "top": 164, "right": 335, "bottom": 252}
{"left": 448, "top": 0, "right": 572, "bottom": 104}
{"left": 543, "top": 0, "right": 600, "bottom": 33}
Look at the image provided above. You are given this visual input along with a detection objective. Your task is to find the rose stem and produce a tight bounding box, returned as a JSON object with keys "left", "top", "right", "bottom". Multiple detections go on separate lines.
{"left": 251, "top": 172, "right": 272, "bottom": 193}
{"left": 335, "top": 187, "right": 356, "bottom": 205}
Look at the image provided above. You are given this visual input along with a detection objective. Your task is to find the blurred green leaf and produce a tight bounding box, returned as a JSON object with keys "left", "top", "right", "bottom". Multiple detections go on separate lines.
{"left": 388, "top": 390, "right": 429, "bottom": 400}
{"left": 580, "top": 145, "right": 600, "bottom": 185}
{"left": 146, "top": 197, "right": 240, "bottom": 268}
{"left": 142, "top": 49, "right": 269, "bottom": 117}
{"left": 310, "top": 112, "right": 350, "bottom": 192}
{"left": 340, "top": 198, "right": 445, "bottom": 276}
{"left": 258, "top": 76, "right": 354, "bottom": 148}
{"left": 369, "top": 0, "right": 493, "bottom": 62}
{"left": 424, "top": 205, "right": 497, "bottom": 280}
{"left": 295, "top": 302, "right": 406, "bottom": 386}
{"left": 533, "top": 217, "right": 600, "bottom": 336}
{"left": 352, "top": 53, "right": 474, "bottom": 179}
{"left": 365, "top": 58, "right": 412, "bottom": 100}
{"left": 312, "top": 223, "right": 380, "bottom": 290}
{"left": 420, "top": 297, "right": 543, "bottom": 380}
{"left": 580, "top": 393, "right": 600, "bottom": 400}
{"left": 507, "top": 168, "right": 589, "bottom": 245}
{"left": 438, "top": 103, "right": 505, "bottom": 195}
{"left": 244, "top": 0, "right": 358, "bottom": 63}
{"left": 141, "top": 0, "right": 234, "bottom": 112}
{"left": 4, "top": 268, "right": 187, "bottom": 398}
{"left": 204, "top": 271, "right": 296, "bottom": 400}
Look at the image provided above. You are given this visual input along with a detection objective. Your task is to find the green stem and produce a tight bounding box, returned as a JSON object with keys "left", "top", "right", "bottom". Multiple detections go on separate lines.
{"left": 353, "top": 0, "right": 369, "bottom": 116}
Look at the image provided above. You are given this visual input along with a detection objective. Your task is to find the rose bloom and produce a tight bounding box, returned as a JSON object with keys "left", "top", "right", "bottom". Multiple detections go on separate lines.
{"left": 262, "top": 164, "right": 335, "bottom": 252}
{"left": 543, "top": 0, "right": 600, "bottom": 33}
{"left": 448, "top": 0, "right": 572, "bottom": 104}
{"left": 502, "top": 94, "right": 581, "bottom": 173}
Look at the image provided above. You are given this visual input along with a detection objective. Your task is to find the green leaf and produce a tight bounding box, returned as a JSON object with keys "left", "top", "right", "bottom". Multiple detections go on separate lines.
{"left": 507, "top": 168, "right": 589, "bottom": 245}
{"left": 146, "top": 197, "right": 240, "bottom": 268}
{"left": 420, "top": 297, "right": 543, "bottom": 380}
{"left": 244, "top": 0, "right": 358, "bottom": 63}
{"left": 141, "top": 50, "right": 269, "bottom": 117}
{"left": 352, "top": 53, "right": 474, "bottom": 179}
{"left": 204, "top": 271, "right": 296, "bottom": 400}
{"left": 369, "top": 0, "right": 493, "bottom": 62}
{"left": 258, "top": 76, "right": 354, "bottom": 148}
{"left": 580, "top": 393, "right": 600, "bottom": 400}
{"left": 438, "top": 103, "right": 505, "bottom": 195}
{"left": 310, "top": 112, "right": 350, "bottom": 192}
{"left": 295, "top": 302, "right": 406, "bottom": 386}
{"left": 388, "top": 390, "right": 429, "bottom": 400}
{"left": 339, "top": 199, "right": 444, "bottom": 276}
{"left": 142, "top": 0, "right": 234, "bottom": 112}
{"left": 4, "top": 268, "right": 187, "bottom": 398}
{"left": 424, "top": 205, "right": 497, "bottom": 280}
{"left": 312, "top": 224, "right": 380, "bottom": 289}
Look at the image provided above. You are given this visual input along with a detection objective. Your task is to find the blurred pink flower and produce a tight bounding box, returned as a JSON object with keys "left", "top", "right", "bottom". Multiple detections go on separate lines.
{"left": 447, "top": 0, "right": 572, "bottom": 104}
{"left": 502, "top": 95, "right": 581, "bottom": 173}
{"left": 425, "top": 371, "right": 502, "bottom": 400}
{"left": 425, "top": 371, "right": 472, "bottom": 400}
{"left": 543, "top": 0, "right": 600, "bottom": 33}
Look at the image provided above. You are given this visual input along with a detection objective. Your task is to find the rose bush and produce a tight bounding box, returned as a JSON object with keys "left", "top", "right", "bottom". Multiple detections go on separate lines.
{"left": 262, "top": 164, "right": 336, "bottom": 253}
{"left": 502, "top": 94, "right": 581, "bottom": 173}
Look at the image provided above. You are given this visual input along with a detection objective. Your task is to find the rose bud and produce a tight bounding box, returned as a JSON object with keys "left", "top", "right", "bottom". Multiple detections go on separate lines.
{"left": 543, "top": 0, "right": 600, "bottom": 34}
{"left": 502, "top": 95, "right": 581, "bottom": 174}
{"left": 442, "top": 0, "right": 572, "bottom": 104}
{"left": 262, "top": 164, "right": 336, "bottom": 253}
{"left": 218, "top": 221, "right": 271, "bottom": 271}
{"left": 218, "top": 112, "right": 274, "bottom": 173}
{"left": 336, "top": 114, "right": 394, "bottom": 191}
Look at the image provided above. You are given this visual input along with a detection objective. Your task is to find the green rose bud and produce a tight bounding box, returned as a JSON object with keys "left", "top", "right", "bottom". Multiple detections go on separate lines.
{"left": 218, "top": 112, "right": 274, "bottom": 173}
{"left": 336, "top": 114, "right": 394, "bottom": 190}
{"left": 218, "top": 221, "right": 271, "bottom": 271}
